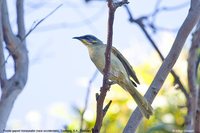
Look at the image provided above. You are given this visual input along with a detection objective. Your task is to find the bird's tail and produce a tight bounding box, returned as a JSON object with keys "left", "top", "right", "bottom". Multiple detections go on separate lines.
{"left": 124, "top": 83, "right": 153, "bottom": 119}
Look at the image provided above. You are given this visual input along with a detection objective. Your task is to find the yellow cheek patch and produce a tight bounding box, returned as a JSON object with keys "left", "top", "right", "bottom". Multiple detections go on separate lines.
{"left": 81, "top": 39, "right": 91, "bottom": 45}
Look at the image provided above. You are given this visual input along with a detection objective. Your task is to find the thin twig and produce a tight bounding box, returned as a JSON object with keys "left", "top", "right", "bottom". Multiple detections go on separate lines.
{"left": 150, "top": 1, "right": 189, "bottom": 33}
{"left": 124, "top": 5, "right": 189, "bottom": 100}
{"left": 0, "top": 4, "right": 63, "bottom": 70}
{"left": 22, "top": 4, "right": 63, "bottom": 41}
{"left": 80, "top": 70, "right": 98, "bottom": 130}
{"left": 151, "top": 1, "right": 189, "bottom": 17}
{"left": 103, "top": 100, "right": 112, "bottom": 117}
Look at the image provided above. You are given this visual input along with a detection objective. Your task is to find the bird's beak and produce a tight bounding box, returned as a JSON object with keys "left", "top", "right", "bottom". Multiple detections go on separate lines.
{"left": 73, "top": 36, "right": 89, "bottom": 45}
{"left": 73, "top": 36, "right": 90, "bottom": 45}
{"left": 73, "top": 36, "right": 82, "bottom": 40}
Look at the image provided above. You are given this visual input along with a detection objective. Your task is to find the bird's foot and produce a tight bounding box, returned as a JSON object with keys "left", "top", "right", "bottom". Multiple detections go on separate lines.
{"left": 100, "top": 80, "right": 115, "bottom": 92}
{"left": 106, "top": 80, "right": 115, "bottom": 86}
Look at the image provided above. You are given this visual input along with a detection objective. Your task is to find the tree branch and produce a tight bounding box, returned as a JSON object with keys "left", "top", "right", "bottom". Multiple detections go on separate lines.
{"left": 0, "top": 0, "right": 7, "bottom": 91}
{"left": 17, "top": 0, "right": 26, "bottom": 41}
{"left": 187, "top": 19, "right": 200, "bottom": 132}
{"left": 2, "top": 0, "right": 18, "bottom": 49}
{"left": 0, "top": 1, "right": 62, "bottom": 130}
{"left": 124, "top": 1, "right": 200, "bottom": 132}
{"left": 197, "top": 85, "right": 200, "bottom": 132}
{"left": 0, "top": 0, "right": 28, "bottom": 130}
{"left": 92, "top": 0, "right": 114, "bottom": 132}
{"left": 92, "top": 0, "right": 128, "bottom": 132}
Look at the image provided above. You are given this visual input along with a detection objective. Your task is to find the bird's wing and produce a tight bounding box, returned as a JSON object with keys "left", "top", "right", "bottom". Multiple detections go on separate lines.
{"left": 112, "top": 47, "right": 140, "bottom": 85}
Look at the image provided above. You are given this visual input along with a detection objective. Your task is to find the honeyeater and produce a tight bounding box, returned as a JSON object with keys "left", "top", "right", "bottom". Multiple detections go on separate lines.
{"left": 73, "top": 35, "right": 153, "bottom": 118}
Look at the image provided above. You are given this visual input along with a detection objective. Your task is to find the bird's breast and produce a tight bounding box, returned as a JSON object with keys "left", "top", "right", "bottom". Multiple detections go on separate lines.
{"left": 87, "top": 45, "right": 128, "bottom": 83}
{"left": 88, "top": 46, "right": 106, "bottom": 73}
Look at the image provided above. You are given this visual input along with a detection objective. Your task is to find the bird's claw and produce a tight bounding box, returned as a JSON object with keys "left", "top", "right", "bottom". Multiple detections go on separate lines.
{"left": 106, "top": 80, "right": 115, "bottom": 86}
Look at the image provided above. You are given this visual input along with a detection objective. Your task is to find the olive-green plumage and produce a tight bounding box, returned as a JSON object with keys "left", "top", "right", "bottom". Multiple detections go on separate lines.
{"left": 73, "top": 35, "right": 153, "bottom": 118}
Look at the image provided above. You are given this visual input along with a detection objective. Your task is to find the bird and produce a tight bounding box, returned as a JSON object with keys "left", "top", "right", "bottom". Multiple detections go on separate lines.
{"left": 73, "top": 35, "right": 153, "bottom": 119}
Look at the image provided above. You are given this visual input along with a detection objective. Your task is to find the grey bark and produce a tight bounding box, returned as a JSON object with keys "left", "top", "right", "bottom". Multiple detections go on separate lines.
{"left": 0, "top": 0, "right": 28, "bottom": 131}
{"left": 124, "top": 1, "right": 200, "bottom": 132}
{"left": 186, "top": 20, "right": 200, "bottom": 132}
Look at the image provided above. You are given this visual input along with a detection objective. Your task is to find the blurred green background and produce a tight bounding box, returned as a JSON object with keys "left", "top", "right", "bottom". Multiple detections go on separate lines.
{"left": 67, "top": 50, "right": 189, "bottom": 133}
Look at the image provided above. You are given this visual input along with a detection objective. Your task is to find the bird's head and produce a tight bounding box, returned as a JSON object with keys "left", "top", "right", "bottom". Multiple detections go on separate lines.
{"left": 73, "top": 35, "right": 103, "bottom": 46}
